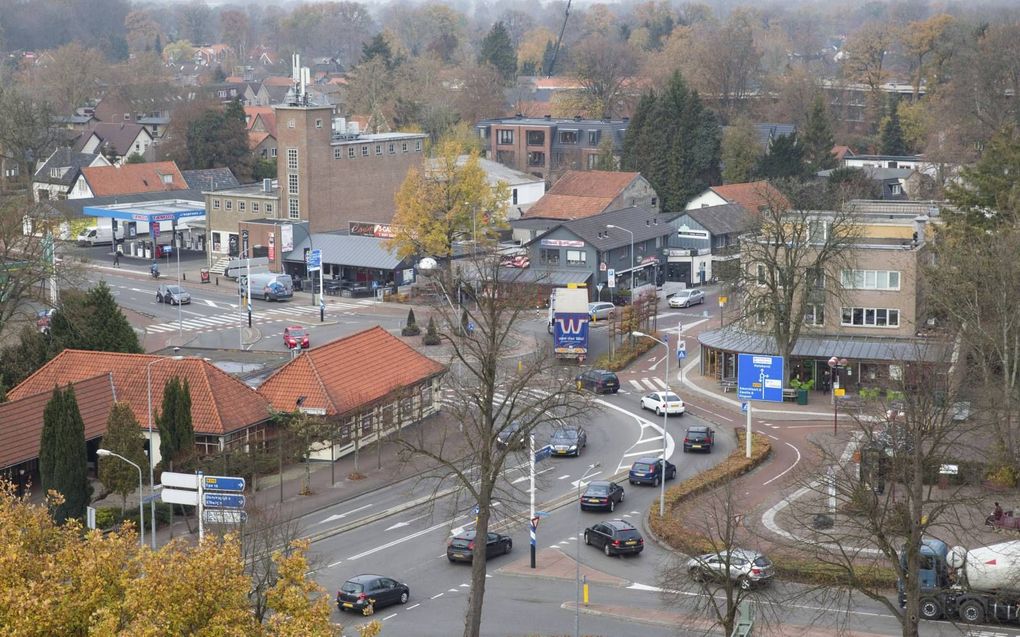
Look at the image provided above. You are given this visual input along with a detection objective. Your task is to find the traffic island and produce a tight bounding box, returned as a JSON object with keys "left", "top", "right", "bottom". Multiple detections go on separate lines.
{"left": 498, "top": 548, "right": 629, "bottom": 588}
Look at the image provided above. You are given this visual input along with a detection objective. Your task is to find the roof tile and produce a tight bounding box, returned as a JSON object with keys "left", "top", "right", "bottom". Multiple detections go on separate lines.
{"left": 710, "top": 181, "right": 789, "bottom": 215}
{"left": 524, "top": 170, "right": 639, "bottom": 220}
{"left": 80, "top": 162, "right": 188, "bottom": 197}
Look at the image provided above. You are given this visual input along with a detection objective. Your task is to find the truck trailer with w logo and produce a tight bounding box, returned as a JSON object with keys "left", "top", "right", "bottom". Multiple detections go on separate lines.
{"left": 549, "top": 287, "right": 590, "bottom": 361}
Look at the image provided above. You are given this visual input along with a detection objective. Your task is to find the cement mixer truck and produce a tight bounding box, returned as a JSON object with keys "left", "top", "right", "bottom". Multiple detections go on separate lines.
{"left": 901, "top": 538, "right": 1020, "bottom": 624}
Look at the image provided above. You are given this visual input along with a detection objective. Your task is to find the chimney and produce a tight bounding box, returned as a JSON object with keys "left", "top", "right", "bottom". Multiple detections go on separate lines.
{"left": 913, "top": 215, "right": 928, "bottom": 247}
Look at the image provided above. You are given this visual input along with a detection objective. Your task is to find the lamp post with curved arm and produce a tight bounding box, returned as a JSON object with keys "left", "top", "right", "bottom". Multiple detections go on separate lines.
{"left": 97, "top": 449, "right": 144, "bottom": 547}
{"left": 146, "top": 351, "right": 182, "bottom": 549}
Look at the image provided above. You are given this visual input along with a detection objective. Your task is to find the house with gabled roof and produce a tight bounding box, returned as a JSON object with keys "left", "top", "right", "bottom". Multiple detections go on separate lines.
{"left": 523, "top": 170, "right": 658, "bottom": 222}
{"left": 685, "top": 180, "right": 789, "bottom": 215}
{"left": 32, "top": 147, "right": 111, "bottom": 202}
{"left": 7, "top": 350, "right": 273, "bottom": 467}
{"left": 667, "top": 203, "right": 752, "bottom": 286}
{"left": 70, "top": 161, "right": 187, "bottom": 199}
{"left": 257, "top": 326, "right": 445, "bottom": 461}
{"left": 77, "top": 122, "right": 154, "bottom": 164}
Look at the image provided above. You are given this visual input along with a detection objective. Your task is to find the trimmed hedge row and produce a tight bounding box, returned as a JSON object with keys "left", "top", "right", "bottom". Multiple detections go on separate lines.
{"left": 648, "top": 429, "right": 898, "bottom": 590}
{"left": 593, "top": 335, "right": 659, "bottom": 371}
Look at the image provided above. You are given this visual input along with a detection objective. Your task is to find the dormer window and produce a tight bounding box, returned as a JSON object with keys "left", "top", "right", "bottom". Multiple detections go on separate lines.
{"left": 161, "top": 174, "right": 173, "bottom": 185}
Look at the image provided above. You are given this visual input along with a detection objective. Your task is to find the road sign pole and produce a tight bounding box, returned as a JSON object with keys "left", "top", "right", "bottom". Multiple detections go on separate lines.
{"left": 319, "top": 262, "right": 324, "bottom": 322}
{"left": 745, "top": 403, "right": 752, "bottom": 459}
{"left": 530, "top": 433, "right": 536, "bottom": 569}
{"left": 197, "top": 470, "right": 205, "bottom": 543}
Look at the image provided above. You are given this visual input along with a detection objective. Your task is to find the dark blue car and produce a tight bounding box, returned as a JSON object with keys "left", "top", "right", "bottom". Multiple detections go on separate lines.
{"left": 628, "top": 457, "right": 677, "bottom": 486}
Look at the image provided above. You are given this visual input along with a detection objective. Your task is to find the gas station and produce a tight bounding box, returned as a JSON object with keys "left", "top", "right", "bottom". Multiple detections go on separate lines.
{"left": 82, "top": 199, "right": 206, "bottom": 260}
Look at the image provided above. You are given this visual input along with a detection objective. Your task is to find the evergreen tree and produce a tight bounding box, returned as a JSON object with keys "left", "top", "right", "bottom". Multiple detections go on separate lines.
{"left": 83, "top": 282, "right": 142, "bottom": 353}
{"left": 361, "top": 33, "right": 394, "bottom": 70}
{"left": 186, "top": 99, "right": 253, "bottom": 181}
{"left": 721, "top": 117, "right": 761, "bottom": 184}
{"left": 756, "top": 133, "right": 806, "bottom": 179}
{"left": 801, "top": 95, "right": 837, "bottom": 171}
{"left": 541, "top": 41, "right": 557, "bottom": 76}
{"left": 945, "top": 125, "right": 1020, "bottom": 230}
{"left": 39, "top": 385, "right": 91, "bottom": 523}
{"left": 479, "top": 22, "right": 517, "bottom": 82}
{"left": 212, "top": 65, "right": 227, "bottom": 82}
{"left": 880, "top": 105, "right": 908, "bottom": 156}
{"left": 154, "top": 34, "right": 163, "bottom": 55}
{"left": 157, "top": 377, "right": 194, "bottom": 470}
{"left": 98, "top": 402, "right": 146, "bottom": 514}
{"left": 620, "top": 71, "right": 722, "bottom": 211}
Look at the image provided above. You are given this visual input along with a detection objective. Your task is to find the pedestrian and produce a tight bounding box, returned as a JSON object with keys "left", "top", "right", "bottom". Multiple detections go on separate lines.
{"left": 113, "top": 250, "right": 120, "bottom": 268}
{"left": 994, "top": 501, "right": 1004, "bottom": 521}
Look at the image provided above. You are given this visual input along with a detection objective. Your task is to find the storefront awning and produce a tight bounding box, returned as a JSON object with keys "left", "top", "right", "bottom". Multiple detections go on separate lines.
{"left": 698, "top": 327, "right": 950, "bottom": 363}
{"left": 83, "top": 199, "right": 205, "bottom": 224}
{"left": 287, "top": 233, "right": 404, "bottom": 270}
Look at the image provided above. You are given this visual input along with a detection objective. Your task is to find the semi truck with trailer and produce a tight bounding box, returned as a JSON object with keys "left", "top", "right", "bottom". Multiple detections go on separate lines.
{"left": 902, "top": 537, "right": 1020, "bottom": 625}
{"left": 549, "top": 286, "right": 589, "bottom": 361}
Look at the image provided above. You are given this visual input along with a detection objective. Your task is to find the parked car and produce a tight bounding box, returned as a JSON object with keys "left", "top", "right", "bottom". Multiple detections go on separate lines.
{"left": 36, "top": 308, "right": 55, "bottom": 334}
{"left": 336, "top": 574, "right": 409, "bottom": 613}
{"left": 550, "top": 426, "right": 587, "bottom": 457}
{"left": 575, "top": 369, "right": 620, "bottom": 394}
{"left": 580, "top": 480, "right": 625, "bottom": 512}
{"left": 447, "top": 530, "right": 513, "bottom": 563}
{"left": 628, "top": 457, "right": 677, "bottom": 486}
{"left": 497, "top": 420, "right": 526, "bottom": 449}
{"left": 668, "top": 289, "right": 705, "bottom": 308}
{"left": 584, "top": 519, "right": 644, "bottom": 557}
{"left": 686, "top": 549, "right": 775, "bottom": 590}
{"left": 683, "top": 426, "right": 715, "bottom": 453}
{"left": 283, "top": 325, "right": 309, "bottom": 349}
{"left": 640, "top": 391, "right": 685, "bottom": 416}
{"left": 156, "top": 284, "right": 191, "bottom": 305}
{"left": 588, "top": 302, "right": 616, "bottom": 321}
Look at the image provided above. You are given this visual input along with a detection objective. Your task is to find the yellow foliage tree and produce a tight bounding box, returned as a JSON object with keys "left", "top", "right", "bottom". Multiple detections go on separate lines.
{"left": 388, "top": 140, "right": 509, "bottom": 261}
{"left": 265, "top": 540, "right": 339, "bottom": 637}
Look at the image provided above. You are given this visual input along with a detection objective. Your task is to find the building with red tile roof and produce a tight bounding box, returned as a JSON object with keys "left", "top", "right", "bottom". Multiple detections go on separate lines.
{"left": 524, "top": 170, "right": 658, "bottom": 221}
{"left": 257, "top": 327, "right": 445, "bottom": 460}
{"left": 685, "top": 180, "right": 789, "bottom": 215}
{"left": 71, "top": 161, "right": 188, "bottom": 199}
{"left": 8, "top": 350, "right": 272, "bottom": 464}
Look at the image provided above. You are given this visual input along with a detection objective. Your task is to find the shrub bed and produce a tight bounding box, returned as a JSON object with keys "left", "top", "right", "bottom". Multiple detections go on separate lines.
{"left": 593, "top": 334, "right": 659, "bottom": 371}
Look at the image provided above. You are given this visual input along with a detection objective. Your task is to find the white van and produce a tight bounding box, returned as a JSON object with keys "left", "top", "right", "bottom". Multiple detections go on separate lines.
{"left": 76, "top": 227, "right": 115, "bottom": 246}
{"left": 239, "top": 272, "right": 294, "bottom": 301}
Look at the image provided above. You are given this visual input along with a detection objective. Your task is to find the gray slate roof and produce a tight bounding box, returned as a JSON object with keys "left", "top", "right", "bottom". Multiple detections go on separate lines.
{"left": 181, "top": 168, "right": 240, "bottom": 191}
{"left": 538, "top": 206, "right": 677, "bottom": 251}
{"left": 78, "top": 122, "right": 150, "bottom": 156}
{"left": 698, "top": 327, "right": 949, "bottom": 363}
{"left": 33, "top": 148, "right": 103, "bottom": 186}
{"left": 288, "top": 233, "right": 404, "bottom": 270}
{"left": 755, "top": 123, "right": 796, "bottom": 148}
{"left": 682, "top": 203, "right": 750, "bottom": 236}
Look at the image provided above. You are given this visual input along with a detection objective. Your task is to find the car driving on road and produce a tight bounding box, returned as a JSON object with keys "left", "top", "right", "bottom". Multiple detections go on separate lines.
{"left": 588, "top": 302, "right": 616, "bottom": 321}
{"left": 628, "top": 457, "right": 677, "bottom": 486}
{"left": 683, "top": 426, "right": 715, "bottom": 453}
{"left": 550, "top": 426, "right": 587, "bottom": 457}
{"left": 156, "top": 284, "right": 191, "bottom": 305}
{"left": 283, "top": 325, "right": 310, "bottom": 349}
{"left": 668, "top": 289, "right": 705, "bottom": 308}
{"left": 496, "top": 420, "right": 526, "bottom": 449}
{"left": 336, "top": 574, "right": 409, "bottom": 613}
{"left": 640, "top": 391, "right": 685, "bottom": 416}
{"left": 447, "top": 530, "right": 513, "bottom": 563}
{"left": 686, "top": 549, "right": 775, "bottom": 590}
{"left": 574, "top": 369, "right": 620, "bottom": 394}
{"left": 580, "top": 480, "right": 625, "bottom": 512}
{"left": 584, "top": 519, "right": 644, "bottom": 557}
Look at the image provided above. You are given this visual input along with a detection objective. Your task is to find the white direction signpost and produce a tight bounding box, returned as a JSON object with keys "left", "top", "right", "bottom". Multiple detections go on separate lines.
{"left": 160, "top": 471, "right": 247, "bottom": 541}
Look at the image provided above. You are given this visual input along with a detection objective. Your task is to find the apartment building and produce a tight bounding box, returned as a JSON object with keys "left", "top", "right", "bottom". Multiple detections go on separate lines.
{"left": 475, "top": 116, "right": 630, "bottom": 182}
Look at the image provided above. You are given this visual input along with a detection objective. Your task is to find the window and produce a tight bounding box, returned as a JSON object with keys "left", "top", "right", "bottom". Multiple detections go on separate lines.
{"left": 375, "top": 144, "right": 382, "bottom": 155}
{"left": 588, "top": 130, "right": 600, "bottom": 145}
{"left": 498, "top": 129, "right": 513, "bottom": 144}
{"left": 270, "top": 147, "right": 277, "bottom": 158}
{"left": 587, "top": 154, "right": 599, "bottom": 169}
{"left": 287, "top": 148, "right": 298, "bottom": 170}
{"left": 512, "top": 188, "right": 518, "bottom": 205}
{"left": 315, "top": 118, "right": 323, "bottom": 128}
{"left": 808, "top": 219, "right": 828, "bottom": 242}
{"left": 288, "top": 197, "right": 299, "bottom": 219}
{"left": 348, "top": 147, "right": 355, "bottom": 158}
{"left": 252, "top": 202, "right": 259, "bottom": 213}
{"left": 265, "top": 203, "right": 273, "bottom": 214}
{"left": 288, "top": 173, "right": 299, "bottom": 194}
{"left": 539, "top": 248, "right": 560, "bottom": 265}
{"left": 388, "top": 143, "right": 395, "bottom": 154}
{"left": 496, "top": 150, "right": 515, "bottom": 165}
{"left": 526, "top": 130, "right": 545, "bottom": 145}
{"left": 361, "top": 145, "right": 369, "bottom": 157}
{"left": 415, "top": 140, "right": 422, "bottom": 152}
{"left": 890, "top": 183, "right": 902, "bottom": 195}
{"left": 401, "top": 142, "right": 408, "bottom": 153}
{"left": 287, "top": 119, "right": 295, "bottom": 128}
{"left": 527, "top": 151, "right": 546, "bottom": 167}
{"left": 213, "top": 199, "right": 221, "bottom": 210}
{"left": 808, "top": 268, "right": 825, "bottom": 289}
{"left": 841, "top": 269, "right": 901, "bottom": 290}
{"left": 804, "top": 304, "right": 824, "bottom": 326}
{"left": 225, "top": 200, "right": 233, "bottom": 210}
{"left": 559, "top": 130, "right": 578, "bottom": 144}
{"left": 566, "top": 250, "right": 587, "bottom": 265}
{"left": 756, "top": 264, "right": 766, "bottom": 285}
{"left": 334, "top": 148, "right": 342, "bottom": 159}
{"left": 238, "top": 201, "right": 246, "bottom": 212}
{"left": 161, "top": 174, "right": 172, "bottom": 184}
{"left": 841, "top": 307, "right": 900, "bottom": 328}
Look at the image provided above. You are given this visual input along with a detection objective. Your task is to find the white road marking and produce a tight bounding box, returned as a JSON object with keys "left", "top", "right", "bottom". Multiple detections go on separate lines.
{"left": 640, "top": 379, "right": 660, "bottom": 391}
{"left": 557, "top": 474, "right": 570, "bottom": 480}
{"left": 628, "top": 380, "right": 643, "bottom": 391}
{"left": 406, "top": 604, "right": 420, "bottom": 610}
{"left": 762, "top": 441, "right": 802, "bottom": 486}
{"left": 180, "top": 309, "right": 205, "bottom": 316}
{"left": 649, "top": 378, "right": 668, "bottom": 389}
{"left": 459, "top": 583, "right": 469, "bottom": 588}
{"left": 382, "top": 613, "right": 397, "bottom": 621}
{"left": 327, "top": 560, "right": 343, "bottom": 568}
{"left": 385, "top": 521, "right": 412, "bottom": 531}
{"left": 318, "top": 503, "right": 373, "bottom": 525}
{"left": 569, "top": 472, "right": 601, "bottom": 488}
{"left": 430, "top": 593, "right": 444, "bottom": 600}
{"left": 204, "top": 299, "right": 218, "bottom": 307}
{"left": 448, "top": 588, "right": 458, "bottom": 593}
{"left": 622, "top": 449, "right": 660, "bottom": 458}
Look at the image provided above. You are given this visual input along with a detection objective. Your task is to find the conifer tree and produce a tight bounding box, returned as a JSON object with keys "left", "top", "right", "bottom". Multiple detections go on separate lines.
{"left": 756, "top": 133, "right": 805, "bottom": 179}
{"left": 39, "top": 385, "right": 91, "bottom": 523}
{"left": 157, "top": 377, "right": 194, "bottom": 470}
{"left": 98, "top": 402, "right": 147, "bottom": 514}
{"left": 83, "top": 282, "right": 142, "bottom": 353}
{"left": 802, "top": 95, "right": 837, "bottom": 171}
{"left": 479, "top": 22, "right": 517, "bottom": 82}
{"left": 880, "top": 105, "right": 908, "bottom": 156}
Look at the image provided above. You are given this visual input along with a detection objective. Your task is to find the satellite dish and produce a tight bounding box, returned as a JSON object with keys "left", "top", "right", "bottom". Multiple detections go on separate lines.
{"left": 418, "top": 257, "right": 438, "bottom": 271}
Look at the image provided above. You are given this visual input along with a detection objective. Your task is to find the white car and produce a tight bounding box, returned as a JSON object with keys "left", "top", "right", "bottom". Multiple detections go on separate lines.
{"left": 640, "top": 391, "right": 685, "bottom": 416}
{"left": 669, "top": 289, "right": 705, "bottom": 308}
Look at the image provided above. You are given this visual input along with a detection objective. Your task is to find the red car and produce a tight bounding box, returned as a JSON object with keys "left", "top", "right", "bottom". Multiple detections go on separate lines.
{"left": 283, "top": 325, "right": 309, "bottom": 349}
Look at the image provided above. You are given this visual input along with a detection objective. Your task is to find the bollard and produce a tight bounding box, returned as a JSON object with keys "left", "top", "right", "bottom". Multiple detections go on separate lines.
{"left": 215, "top": 277, "right": 219, "bottom": 286}
{"left": 182, "top": 272, "right": 186, "bottom": 281}
{"left": 582, "top": 576, "right": 588, "bottom": 605}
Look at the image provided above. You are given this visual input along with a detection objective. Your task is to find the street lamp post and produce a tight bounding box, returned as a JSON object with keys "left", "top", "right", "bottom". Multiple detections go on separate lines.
{"left": 828, "top": 356, "right": 848, "bottom": 435}
{"left": 633, "top": 331, "right": 669, "bottom": 516}
{"left": 97, "top": 449, "right": 144, "bottom": 547}
{"left": 146, "top": 350, "right": 183, "bottom": 549}
{"left": 606, "top": 224, "right": 635, "bottom": 295}
{"left": 576, "top": 462, "right": 601, "bottom": 637}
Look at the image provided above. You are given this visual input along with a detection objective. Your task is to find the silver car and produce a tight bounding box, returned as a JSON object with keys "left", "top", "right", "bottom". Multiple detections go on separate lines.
{"left": 687, "top": 549, "right": 775, "bottom": 590}
{"left": 668, "top": 289, "right": 705, "bottom": 308}
{"left": 588, "top": 302, "right": 616, "bottom": 321}
{"left": 156, "top": 284, "right": 191, "bottom": 305}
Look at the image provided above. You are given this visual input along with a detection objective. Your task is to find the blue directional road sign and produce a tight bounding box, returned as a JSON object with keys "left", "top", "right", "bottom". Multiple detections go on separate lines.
{"left": 306, "top": 248, "right": 322, "bottom": 272}
{"left": 204, "top": 493, "right": 246, "bottom": 509}
{"left": 534, "top": 444, "right": 554, "bottom": 463}
{"left": 203, "top": 475, "right": 245, "bottom": 492}
{"left": 737, "top": 353, "right": 784, "bottom": 403}
{"left": 741, "top": 402, "right": 749, "bottom": 413}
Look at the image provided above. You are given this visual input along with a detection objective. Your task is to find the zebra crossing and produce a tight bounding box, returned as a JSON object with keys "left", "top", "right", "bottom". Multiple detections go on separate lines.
{"left": 145, "top": 300, "right": 374, "bottom": 334}
{"left": 627, "top": 377, "right": 669, "bottom": 393}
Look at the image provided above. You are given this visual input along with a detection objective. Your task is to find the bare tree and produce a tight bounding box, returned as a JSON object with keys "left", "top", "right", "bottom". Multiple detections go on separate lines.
{"left": 396, "top": 256, "right": 590, "bottom": 637}
{"left": 237, "top": 503, "right": 304, "bottom": 623}
{"left": 570, "top": 36, "right": 638, "bottom": 119}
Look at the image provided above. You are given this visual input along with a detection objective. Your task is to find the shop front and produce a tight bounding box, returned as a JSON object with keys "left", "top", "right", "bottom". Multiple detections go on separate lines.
{"left": 284, "top": 232, "right": 416, "bottom": 296}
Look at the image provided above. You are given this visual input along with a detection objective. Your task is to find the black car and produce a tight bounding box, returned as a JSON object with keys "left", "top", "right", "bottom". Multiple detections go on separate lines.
{"left": 447, "top": 530, "right": 513, "bottom": 563}
{"left": 496, "top": 420, "right": 526, "bottom": 449}
{"left": 628, "top": 457, "right": 677, "bottom": 486}
{"left": 580, "top": 480, "right": 625, "bottom": 512}
{"left": 550, "top": 426, "right": 587, "bottom": 457}
{"left": 584, "top": 519, "right": 644, "bottom": 557}
{"left": 336, "top": 574, "right": 409, "bottom": 613}
{"left": 575, "top": 369, "right": 620, "bottom": 394}
{"left": 683, "top": 426, "right": 715, "bottom": 453}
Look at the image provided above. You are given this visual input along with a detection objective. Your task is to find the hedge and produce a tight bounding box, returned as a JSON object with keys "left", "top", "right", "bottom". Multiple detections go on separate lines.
{"left": 593, "top": 334, "right": 659, "bottom": 371}
{"left": 648, "top": 430, "right": 898, "bottom": 590}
